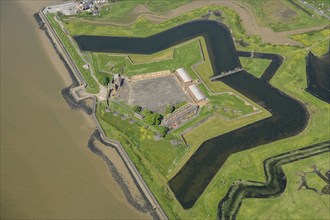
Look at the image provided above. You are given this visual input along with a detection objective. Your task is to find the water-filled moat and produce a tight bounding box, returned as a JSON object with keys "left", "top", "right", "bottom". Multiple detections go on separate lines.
{"left": 74, "top": 20, "right": 309, "bottom": 209}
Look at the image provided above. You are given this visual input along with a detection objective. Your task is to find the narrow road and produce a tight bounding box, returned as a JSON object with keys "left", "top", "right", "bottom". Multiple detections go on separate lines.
{"left": 298, "top": 0, "right": 330, "bottom": 19}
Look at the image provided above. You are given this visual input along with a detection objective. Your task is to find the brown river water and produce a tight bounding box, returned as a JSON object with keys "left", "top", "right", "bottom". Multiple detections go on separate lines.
{"left": 0, "top": 1, "right": 149, "bottom": 219}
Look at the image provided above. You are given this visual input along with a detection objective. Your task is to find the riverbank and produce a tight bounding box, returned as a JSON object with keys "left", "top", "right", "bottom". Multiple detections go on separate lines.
{"left": 32, "top": 1, "right": 329, "bottom": 219}
{"left": 1, "top": 1, "right": 150, "bottom": 219}
{"left": 35, "top": 4, "right": 167, "bottom": 220}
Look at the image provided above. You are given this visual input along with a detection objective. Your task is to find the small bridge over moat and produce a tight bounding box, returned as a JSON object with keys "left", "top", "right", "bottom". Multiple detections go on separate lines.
{"left": 209, "top": 67, "right": 243, "bottom": 81}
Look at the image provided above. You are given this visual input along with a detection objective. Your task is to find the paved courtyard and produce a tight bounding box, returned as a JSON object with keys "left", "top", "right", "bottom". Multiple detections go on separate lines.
{"left": 43, "top": 2, "right": 76, "bottom": 16}
{"left": 117, "top": 76, "right": 189, "bottom": 113}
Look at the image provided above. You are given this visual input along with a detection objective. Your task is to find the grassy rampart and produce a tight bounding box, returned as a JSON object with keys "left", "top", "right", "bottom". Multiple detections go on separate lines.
{"left": 46, "top": 14, "right": 99, "bottom": 93}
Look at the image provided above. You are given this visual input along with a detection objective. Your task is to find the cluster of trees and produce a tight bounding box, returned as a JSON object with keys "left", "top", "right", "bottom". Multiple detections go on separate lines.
{"left": 100, "top": 75, "right": 110, "bottom": 86}
{"left": 158, "top": 126, "right": 169, "bottom": 137}
{"left": 133, "top": 105, "right": 142, "bottom": 113}
{"left": 141, "top": 109, "right": 163, "bottom": 126}
{"left": 132, "top": 105, "right": 173, "bottom": 136}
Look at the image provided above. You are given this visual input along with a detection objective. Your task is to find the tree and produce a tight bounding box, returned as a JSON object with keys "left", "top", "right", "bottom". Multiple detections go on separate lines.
{"left": 133, "top": 105, "right": 142, "bottom": 113}
{"left": 141, "top": 109, "right": 152, "bottom": 116}
{"left": 158, "top": 126, "right": 169, "bottom": 137}
{"left": 100, "top": 76, "right": 110, "bottom": 86}
{"left": 154, "top": 113, "right": 163, "bottom": 125}
{"left": 165, "top": 105, "right": 175, "bottom": 114}
{"left": 144, "top": 112, "right": 162, "bottom": 125}
{"left": 145, "top": 113, "right": 155, "bottom": 125}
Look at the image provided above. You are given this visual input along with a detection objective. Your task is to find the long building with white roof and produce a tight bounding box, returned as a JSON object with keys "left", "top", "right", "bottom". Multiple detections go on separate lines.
{"left": 175, "top": 68, "right": 192, "bottom": 85}
{"left": 188, "top": 85, "right": 206, "bottom": 102}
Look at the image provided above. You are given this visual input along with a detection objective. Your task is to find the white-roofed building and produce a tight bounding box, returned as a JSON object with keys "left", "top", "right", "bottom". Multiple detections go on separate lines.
{"left": 175, "top": 68, "right": 192, "bottom": 85}
{"left": 188, "top": 85, "right": 206, "bottom": 103}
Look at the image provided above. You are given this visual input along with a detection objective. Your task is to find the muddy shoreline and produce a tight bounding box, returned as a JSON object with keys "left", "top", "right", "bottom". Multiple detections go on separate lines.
{"left": 33, "top": 12, "right": 158, "bottom": 219}
{"left": 34, "top": 13, "right": 93, "bottom": 115}
{"left": 88, "top": 130, "right": 157, "bottom": 218}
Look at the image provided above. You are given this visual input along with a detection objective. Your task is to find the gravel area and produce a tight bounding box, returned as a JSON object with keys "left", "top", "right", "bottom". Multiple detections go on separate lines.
{"left": 43, "top": 1, "right": 76, "bottom": 16}
{"left": 117, "top": 76, "right": 189, "bottom": 113}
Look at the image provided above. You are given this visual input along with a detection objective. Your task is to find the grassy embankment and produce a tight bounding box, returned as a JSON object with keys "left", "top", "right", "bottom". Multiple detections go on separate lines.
{"left": 239, "top": 57, "right": 272, "bottom": 78}
{"left": 59, "top": 4, "right": 329, "bottom": 219}
{"left": 290, "top": 28, "right": 330, "bottom": 56}
{"left": 129, "top": 49, "right": 173, "bottom": 64}
{"left": 46, "top": 14, "right": 99, "bottom": 93}
{"left": 238, "top": 0, "right": 329, "bottom": 31}
{"left": 93, "top": 38, "right": 202, "bottom": 77}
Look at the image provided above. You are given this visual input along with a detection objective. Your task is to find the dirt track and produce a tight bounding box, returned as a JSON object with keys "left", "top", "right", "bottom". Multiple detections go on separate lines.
{"left": 75, "top": 0, "right": 327, "bottom": 46}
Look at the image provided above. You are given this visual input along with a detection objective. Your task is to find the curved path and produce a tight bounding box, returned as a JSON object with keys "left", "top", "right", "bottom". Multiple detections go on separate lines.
{"left": 218, "top": 140, "right": 330, "bottom": 220}
{"left": 71, "top": 0, "right": 327, "bottom": 46}
{"left": 74, "top": 19, "right": 309, "bottom": 208}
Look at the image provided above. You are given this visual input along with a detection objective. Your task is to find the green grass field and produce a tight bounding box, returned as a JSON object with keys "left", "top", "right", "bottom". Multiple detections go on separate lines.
{"left": 97, "top": 0, "right": 193, "bottom": 20}
{"left": 63, "top": 6, "right": 241, "bottom": 37}
{"left": 48, "top": 3, "right": 330, "bottom": 219}
{"left": 239, "top": 57, "right": 272, "bottom": 78}
{"left": 291, "top": 28, "right": 330, "bottom": 46}
{"left": 238, "top": 0, "right": 329, "bottom": 31}
{"left": 290, "top": 28, "right": 330, "bottom": 56}
{"left": 76, "top": 0, "right": 193, "bottom": 22}
{"left": 98, "top": 1, "right": 141, "bottom": 20}
{"left": 99, "top": 101, "right": 187, "bottom": 176}
{"left": 67, "top": 0, "right": 329, "bottom": 33}
{"left": 129, "top": 49, "right": 174, "bottom": 64}
{"left": 238, "top": 152, "right": 330, "bottom": 219}
{"left": 93, "top": 39, "right": 202, "bottom": 77}
{"left": 210, "top": 93, "right": 258, "bottom": 118}
{"left": 94, "top": 53, "right": 128, "bottom": 74}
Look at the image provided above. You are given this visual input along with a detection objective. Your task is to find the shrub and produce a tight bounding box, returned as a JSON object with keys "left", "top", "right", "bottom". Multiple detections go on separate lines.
{"left": 165, "top": 105, "right": 175, "bottom": 114}
{"left": 100, "top": 76, "right": 110, "bottom": 85}
{"left": 158, "top": 126, "right": 169, "bottom": 137}
{"left": 133, "top": 105, "right": 142, "bottom": 113}
{"left": 144, "top": 112, "right": 163, "bottom": 125}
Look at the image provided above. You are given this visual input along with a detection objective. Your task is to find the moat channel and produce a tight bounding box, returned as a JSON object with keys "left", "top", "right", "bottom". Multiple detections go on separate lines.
{"left": 74, "top": 20, "right": 309, "bottom": 209}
